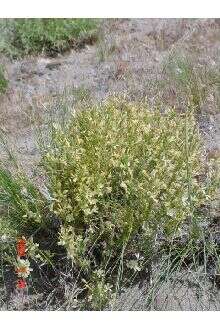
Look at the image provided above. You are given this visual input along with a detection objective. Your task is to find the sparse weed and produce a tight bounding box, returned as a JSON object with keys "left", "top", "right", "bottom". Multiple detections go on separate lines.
{"left": 96, "top": 25, "right": 118, "bottom": 62}
{"left": 73, "top": 86, "right": 91, "bottom": 103}
{"left": 163, "top": 53, "right": 220, "bottom": 111}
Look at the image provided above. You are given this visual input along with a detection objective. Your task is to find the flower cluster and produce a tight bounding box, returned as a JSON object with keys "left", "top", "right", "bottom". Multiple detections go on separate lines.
{"left": 15, "top": 237, "right": 32, "bottom": 289}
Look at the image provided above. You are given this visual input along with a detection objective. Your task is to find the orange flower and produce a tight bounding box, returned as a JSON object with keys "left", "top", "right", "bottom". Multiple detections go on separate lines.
{"left": 16, "top": 279, "right": 26, "bottom": 289}
{"left": 16, "top": 237, "right": 26, "bottom": 257}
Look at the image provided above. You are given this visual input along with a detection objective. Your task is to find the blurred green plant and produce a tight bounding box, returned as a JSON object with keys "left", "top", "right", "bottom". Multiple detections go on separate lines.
{"left": 0, "top": 18, "right": 99, "bottom": 57}
{"left": 0, "top": 65, "right": 8, "bottom": 94}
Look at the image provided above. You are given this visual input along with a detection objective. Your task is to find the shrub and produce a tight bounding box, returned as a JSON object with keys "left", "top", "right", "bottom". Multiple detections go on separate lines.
{"left": 0, "top": 99, "right": 217, "bottom": 309}
{"left": 0, "top": 18, "right": 99, "bottom": 57}
{"left": 42, "top": 99, "right": 213, "bottom": 308}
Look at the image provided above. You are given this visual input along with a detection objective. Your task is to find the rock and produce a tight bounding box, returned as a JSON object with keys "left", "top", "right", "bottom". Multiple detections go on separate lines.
{"left": 45, "top": 60, "right": 62, "bottom": 70}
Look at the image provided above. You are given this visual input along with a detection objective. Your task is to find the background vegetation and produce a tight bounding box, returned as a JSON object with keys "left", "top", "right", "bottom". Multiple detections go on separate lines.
{"left": 0, "top": 18, "right": 99, "bottom": 57}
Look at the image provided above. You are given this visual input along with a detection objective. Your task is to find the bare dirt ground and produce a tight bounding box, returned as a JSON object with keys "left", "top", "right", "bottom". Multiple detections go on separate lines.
{"left": 1, "top": 18, "right": 220, "bottom": 310}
